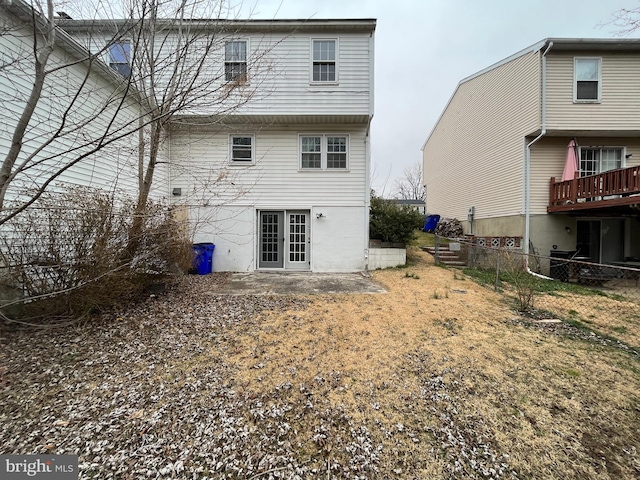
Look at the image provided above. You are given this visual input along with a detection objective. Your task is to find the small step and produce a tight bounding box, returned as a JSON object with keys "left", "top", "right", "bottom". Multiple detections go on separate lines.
{"left": 440, "top": 260, "right": 466, "bottom": 267}
{"left": 422, "top": 246, "right": 451, "bottom": 254}
{"left": 434, "top": 251, "right": 459, "bottom": 258}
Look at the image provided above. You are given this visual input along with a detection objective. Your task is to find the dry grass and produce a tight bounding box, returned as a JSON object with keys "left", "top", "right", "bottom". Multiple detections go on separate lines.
{"left": 226, "top": 249, "right": 640, "bottom": 478}
{"left": 2, "top": 249, "right": 639, "bottom": 478}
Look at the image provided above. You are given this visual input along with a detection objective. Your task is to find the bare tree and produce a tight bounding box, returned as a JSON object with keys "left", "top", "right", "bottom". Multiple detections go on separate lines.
{"left": 603, "top": 4, "right": 640, "bottom": 36}
{"left": 0, "top": 0, "right": 278, "bottom": 320}
{"left": 0, "top": 0, "right": 274, "bottom": 229}
{"left": 392, "top": 162, "right": 426, "bottom": 201}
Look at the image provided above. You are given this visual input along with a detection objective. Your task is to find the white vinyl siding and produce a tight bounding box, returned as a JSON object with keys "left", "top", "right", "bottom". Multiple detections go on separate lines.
{"left": 547, "top": 52, "right": 640, "bottom": 131}
{"left": 423, "top": 51, "right": 540, "bottom": 221}
{"left": 170, "top": 125, "right": 366, "bottom": 207}
{"left": 67, "top": 29, "right": 373, "bottom": 117}
{"left": 0, "top": 15, "right": 147, "bottom": 202}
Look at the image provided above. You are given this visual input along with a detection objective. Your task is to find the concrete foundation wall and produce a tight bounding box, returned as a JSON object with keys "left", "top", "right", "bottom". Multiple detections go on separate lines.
{"left": 368, "top": 248, "right": 406, "bottom": 270}
{"left": 466, "top": 215, "right": 525, "bottom": 237}
{"left": 190, "top": 205, "right": 367, "bottom": 272}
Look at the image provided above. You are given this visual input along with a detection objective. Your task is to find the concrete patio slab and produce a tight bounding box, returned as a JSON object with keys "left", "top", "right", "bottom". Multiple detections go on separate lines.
{"left": 211, "top": 272, "right": 387, "bottom": 295}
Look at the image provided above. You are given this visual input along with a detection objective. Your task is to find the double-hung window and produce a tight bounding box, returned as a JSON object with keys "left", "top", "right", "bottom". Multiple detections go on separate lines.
{"left": 230, "top": 135, "right": 255, "bottom": 164}
{"left": 109, "top": 41, "right": 131, "bottom": 78}
{"left": 225, "top": 40, "right": 247, "bottom": 82}
{"left": 574, "top": 57, "right": 601, "bottom": 102}
{"left": 312, "top": 39, "right": 337, "bottom": 83}
{"left": 300, "top": 135, "right": 348, "bottom": 170}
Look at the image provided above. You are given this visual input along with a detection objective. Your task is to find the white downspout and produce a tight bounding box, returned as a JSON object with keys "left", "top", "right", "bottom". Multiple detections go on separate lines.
{"left": 364, "top": 121, "right": 371, "bottom": 270}
{"left": 364, "top": 28, "right": 375, "bottom": 271}
{"left": 525, "top": 41, "right": 553, "bottom": 279}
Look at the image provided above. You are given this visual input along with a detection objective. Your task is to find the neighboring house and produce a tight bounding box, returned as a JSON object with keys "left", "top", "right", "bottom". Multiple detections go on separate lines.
{"left": 1, "top": 0, "right": 376, "bottom": 273}
{"left": 422, "top": 38, "right": 640, "bottom": 274}
{"left": 393, "top": 199, "right": 426, "bottom": 215}
{"left": 0, "top": 1, "right": 154, "bottom": 204}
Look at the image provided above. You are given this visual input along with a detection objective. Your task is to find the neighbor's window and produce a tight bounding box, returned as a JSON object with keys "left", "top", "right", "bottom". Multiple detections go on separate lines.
{"left": 300, "top": 134, "right": 348, "bottom": 170}
{"left": 580, "top": 147, "right": 622, "bottom": 176}
{"left": 109, "top": 41, "right": 131, "bottom": 77}
{"left": 230, "top": 135, "right": 254, "bottom": 163}
{"left": 574, "top": 57, "right": 601, "bottom": 102}
{"left": 225, "top": 40, "right": 247, "bottom": 82}
{"left": 312, "top": 39, "right": 337, "bottom": 82}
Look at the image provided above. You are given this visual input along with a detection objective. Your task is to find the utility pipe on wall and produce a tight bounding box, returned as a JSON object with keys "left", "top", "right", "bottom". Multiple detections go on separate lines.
{"left": 524, "top": 41, "right": 554, "bottom": 279}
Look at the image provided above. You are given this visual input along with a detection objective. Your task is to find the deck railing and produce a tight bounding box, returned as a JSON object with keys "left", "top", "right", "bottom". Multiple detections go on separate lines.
{"left": 549, "top": 165, "right": 640, "bottom": 211}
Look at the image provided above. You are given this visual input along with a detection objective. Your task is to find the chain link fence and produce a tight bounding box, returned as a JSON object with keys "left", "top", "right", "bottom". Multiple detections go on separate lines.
{"left": 430, "top": 235, "right": 640, "bottom": 345}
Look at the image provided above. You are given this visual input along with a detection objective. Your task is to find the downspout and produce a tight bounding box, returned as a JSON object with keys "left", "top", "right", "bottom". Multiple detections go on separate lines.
{"left": 364, "top": 28, "right": 375, "bottom": 271}
{"left": 364, "top": 121, "right": 371, "bottom": 271}
{"left": 525, "top": 41, "right": 553, "bottom": 278}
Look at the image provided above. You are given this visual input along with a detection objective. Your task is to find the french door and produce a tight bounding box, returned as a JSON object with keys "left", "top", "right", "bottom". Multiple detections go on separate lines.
{"left": 258, "top": 210, "right": 310, "bottom": 270}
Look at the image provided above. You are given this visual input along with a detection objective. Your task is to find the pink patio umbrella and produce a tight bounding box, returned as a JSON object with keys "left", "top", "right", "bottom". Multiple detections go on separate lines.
{"left": 562, "top": 139, "right": 579, "bottom": 181}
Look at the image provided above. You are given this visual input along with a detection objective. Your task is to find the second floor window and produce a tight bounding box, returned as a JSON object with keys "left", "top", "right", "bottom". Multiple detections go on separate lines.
{"left": 574, "top": 57, "right": 601, "bottom": 102}
{"left": 109, "top": 41, "right": 131, "bottom": 78}
{"left": 312, "top": 39, "right": 336, "bottom": 82}
{"left": 225, "top": 41, "right": 247, "bottom": 82}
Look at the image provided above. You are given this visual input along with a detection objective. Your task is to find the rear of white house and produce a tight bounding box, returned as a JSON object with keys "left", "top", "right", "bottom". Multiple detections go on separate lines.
{"left": 165, "top": 21, "right": 376, "bottom": 272}
{"left": 62, "top": 18, "right": 377, "bottom": 272}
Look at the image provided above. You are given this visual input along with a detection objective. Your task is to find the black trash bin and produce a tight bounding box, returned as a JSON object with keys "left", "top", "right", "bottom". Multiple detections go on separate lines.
{"left": 549, "top": 250, "right": 576, "bottom": 282}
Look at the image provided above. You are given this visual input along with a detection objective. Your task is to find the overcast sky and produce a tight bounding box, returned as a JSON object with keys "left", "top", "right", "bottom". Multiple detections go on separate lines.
{"left": 238, "top": 0, "right": 640, "bottom": 195}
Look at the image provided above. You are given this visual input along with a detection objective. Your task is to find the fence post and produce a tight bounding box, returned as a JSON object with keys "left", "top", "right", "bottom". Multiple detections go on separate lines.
{"left": 434, "top": 235, "right": 440, "bottom": 264}
{"left": 495, "top": 248, "right": 500, "bottom": 291}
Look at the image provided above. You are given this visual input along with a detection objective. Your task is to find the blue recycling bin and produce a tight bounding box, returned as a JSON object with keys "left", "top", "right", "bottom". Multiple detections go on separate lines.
{"left": 192, "top": 243, "right": 215, "bottom": 275}
{"left": 423, "top": 215, "right": 440, "bottom": 233}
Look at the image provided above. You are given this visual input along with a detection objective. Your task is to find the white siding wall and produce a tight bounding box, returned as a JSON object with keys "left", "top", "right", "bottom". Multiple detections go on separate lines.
{"left": 0, "top": 12, "right": 150, "bottom": 202}
{"left": 170, "top": 125, "right": 368, "bottom": 208}
{"left": 68, "top": 27, "right": 373, "bottom": 118}
{"left": 175, "top": 124, "right": 369, "bottom": 272}
{"left": 546, "top": 52, "right": 640, "bottom": 131}
{"left": 422, "top": 51, "right": 540, "bottom": 224}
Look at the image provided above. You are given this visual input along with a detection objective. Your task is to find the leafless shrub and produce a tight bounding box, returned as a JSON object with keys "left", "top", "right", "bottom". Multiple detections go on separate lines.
{"left": 0, "top": 186, "right": 191, "bottom": 323}
{"left": 498, "top": 250, "right": 536, "bottom": 312}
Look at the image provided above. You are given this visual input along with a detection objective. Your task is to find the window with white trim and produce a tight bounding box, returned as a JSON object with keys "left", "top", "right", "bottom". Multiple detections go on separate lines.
{"left": 312, "top": 39, "right": 337, "bottom": 82}
{"left": 299, "top": 135, "right": 348, "bottom": 170}
{"left": 580, "top": 147, "right": 622, "bottom": 176}
{"left": 109, "top": 41, "right": 131, "bottom": 78}
{"left": 230, "top": 135, "right": 254, "bottom": 163}
{"left": 574, "top": 57, "right": 601, "bottom": 102}
{"left": 225, "top": 40, "right": 247, "bottom": 82}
